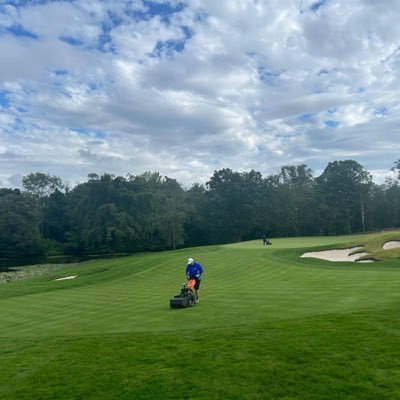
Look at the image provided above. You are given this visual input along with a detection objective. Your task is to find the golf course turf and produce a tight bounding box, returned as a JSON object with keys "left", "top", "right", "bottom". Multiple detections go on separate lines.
{"left": 1, "top": 233, "right": 400, "bottom": 399}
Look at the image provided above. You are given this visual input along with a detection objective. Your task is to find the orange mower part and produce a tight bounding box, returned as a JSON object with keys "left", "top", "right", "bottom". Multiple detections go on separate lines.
{"left": 187, "top": 279, "right": 196, "bottom": 289}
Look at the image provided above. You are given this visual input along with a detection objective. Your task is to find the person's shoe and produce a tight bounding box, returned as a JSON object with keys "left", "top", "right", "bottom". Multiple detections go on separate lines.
{"left": 196, "top": 298, "right": 199, "bottom": 303}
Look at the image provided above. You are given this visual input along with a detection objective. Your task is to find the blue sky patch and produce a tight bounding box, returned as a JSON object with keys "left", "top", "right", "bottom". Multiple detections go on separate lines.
{"left": 12, "top": 117, "right": 24, "bottom": 130}
{"left": 88, "top": 81, "right": 99, "bottom": 91}
{"left": 71, "top": 128, "right": 106, "bottom": 138}
{"left": 95, "top": 131, "right": 107, "bottom": 138}
{"left": 98, "top": 23, "right": 113, "bottom": 52}
{"left": 143, "top": 1, "right": 185, "bottom": 18}
{"left": 258, "top": 68, "right": 283, "bottom": 85}
{"left": 98, "top": 13, "right": 122, "bottom": 53}
{"left": 375, "top": 107, "right": 388, "bottom": 116}
{"left": 5, "top": 25, "right": 38, "bottom": 39}
{"left": 324, "top": 120, "right": 339, "bottom": 128}
{"left": 72, "top": 128, "right": 91, "bottom": 136}
{"left": 181, "top": 26, "right": 193, "bottom": 40}
{"left": 152, "top": 34, "right": 189, "bottom": 57}
{"left": 127, "top": 1, "right": 185, "bottom": 23}
{"left": 0, "top": 91, "right": 10, "bottom": 108}
{"left": 54, "top": 69, "right": 68, "bottom": 76}
{"left": 59, "top": 36, "right": 84, "bottom": 47}
{"left": 310, "top": 1, "right": 326, "bottom": 12}
{"left": 106, "top": 10, "right": 124, "bottom": 27}
{"left": 2, "top": 0, "right": 51, "bottom": 7}
{"left": 298, "top": 113, "right": 314, "bottom": 122}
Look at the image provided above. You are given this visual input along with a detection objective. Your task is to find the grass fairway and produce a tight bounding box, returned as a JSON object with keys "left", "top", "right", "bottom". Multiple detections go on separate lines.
{"left": 1, "top": 233, "right": 400, "bottom": 399}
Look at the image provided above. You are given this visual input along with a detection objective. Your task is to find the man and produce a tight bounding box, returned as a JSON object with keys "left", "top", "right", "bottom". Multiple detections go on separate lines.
{"left": 262, "top": 233, "right": 267, "bottom": 246}
{"left": 185, "top": 257, "right": 204, "bottom": 303}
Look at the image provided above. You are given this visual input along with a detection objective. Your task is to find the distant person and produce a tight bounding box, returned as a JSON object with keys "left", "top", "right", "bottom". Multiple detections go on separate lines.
{"left": 186, "top": 257, "right": 204, "bottom": 303}
{"left": 262, "top": 233, "right": 267, "bottom": 246}
{"left": 262, "top": 233, "right": 272, "bottom": 245}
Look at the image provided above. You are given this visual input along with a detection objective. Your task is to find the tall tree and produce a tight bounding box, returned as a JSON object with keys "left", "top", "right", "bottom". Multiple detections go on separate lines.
{"left": 206, "top": 169, "right": 262, "bottom": 242}
{"left": 82, "top": 203, "right": 138, "bottom": 255}
{"left": 127, "top": 172, "right": 165, "bottom": 251}
{"left": 0, "top": 189, "right": 44, "bottom": 257}
{"left": 316, "top": 160, "right": 372, "bottom": 234}
{"left": 65, "top": 174, "right": 138, "bottom": 254}
{"left": 157, "top": 177, "right": 187, "bottom": 250}
{"left": 184, "top": 183, "right": 209, "bottom": 246}
{"left": 265, "top": 165, "right": 317, "bottom": 236}
{"left": 42, "top": 189, "right": 68, "bottom": 242}
{"left": 22, "top": 172, "right": 64, "bottom": 198}
{"left": 22, "top": 172, "right": 66, "bottom": 250}
{"left": 391, "top": 159, "right": 400, "bottom": 183}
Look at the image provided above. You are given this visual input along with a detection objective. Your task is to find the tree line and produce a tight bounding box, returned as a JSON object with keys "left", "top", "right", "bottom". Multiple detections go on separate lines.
{"left": 1, "top": 159, "right": 400, "bottom": 258}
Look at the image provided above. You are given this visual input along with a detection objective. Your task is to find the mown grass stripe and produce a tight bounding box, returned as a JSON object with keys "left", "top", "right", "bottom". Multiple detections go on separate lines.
{"left": 1, "top": 234, "right": 400, "bottom": 398}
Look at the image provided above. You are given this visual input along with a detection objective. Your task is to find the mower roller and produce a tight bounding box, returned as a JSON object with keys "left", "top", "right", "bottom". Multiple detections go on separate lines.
{"left": 170, "top": 279, "right": 197, "bottom": 308}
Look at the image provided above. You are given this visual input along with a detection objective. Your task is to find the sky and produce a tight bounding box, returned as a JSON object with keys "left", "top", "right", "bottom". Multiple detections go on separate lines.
{"left": 1, "top": 0, "right": 400, "bottom": 188}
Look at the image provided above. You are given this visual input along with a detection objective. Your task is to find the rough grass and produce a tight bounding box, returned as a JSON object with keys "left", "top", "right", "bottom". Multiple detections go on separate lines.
{"left": 268, "top": 231, "right": 400, "bottom": 261}
{"left": 1, "top": 232, "right": 400, "bottom": 399}
{"left": 356, "top": 231, "right": 400, "bottom": 260}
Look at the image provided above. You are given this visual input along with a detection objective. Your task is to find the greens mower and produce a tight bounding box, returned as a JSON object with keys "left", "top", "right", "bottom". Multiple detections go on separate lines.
{"left": 170, "top": 279, "right": 197, "bottom": 308}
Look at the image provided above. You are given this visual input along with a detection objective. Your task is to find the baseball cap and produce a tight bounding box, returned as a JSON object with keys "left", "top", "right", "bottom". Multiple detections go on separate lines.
{"left": 187, "top": 257, "right": 194, "bottom": 264}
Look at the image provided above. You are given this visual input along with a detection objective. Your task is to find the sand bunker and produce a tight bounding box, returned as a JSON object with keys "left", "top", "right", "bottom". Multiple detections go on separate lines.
{"left": 55, "top": 275, "right": 77, "bottom": 281}
{"left": 383, "top": 241, "right": 400, "bottom": 250}
{"left": 301, "top": 247, "right": 373, "bottom": 262}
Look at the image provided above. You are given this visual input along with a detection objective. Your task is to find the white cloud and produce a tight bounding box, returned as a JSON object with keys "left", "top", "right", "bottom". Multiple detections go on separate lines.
{"left": 1, "top": 0, "right": 400, "bottom": 188}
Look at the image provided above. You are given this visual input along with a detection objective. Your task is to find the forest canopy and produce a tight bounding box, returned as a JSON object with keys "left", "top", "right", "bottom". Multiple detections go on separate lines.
{"left": 1, "top": 159, "right": 400, "bottom": 258}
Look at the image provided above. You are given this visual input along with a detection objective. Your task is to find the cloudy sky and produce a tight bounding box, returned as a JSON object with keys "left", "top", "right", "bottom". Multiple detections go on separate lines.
{"left": 1, "top": 0, "right": 400, "bottom": 188}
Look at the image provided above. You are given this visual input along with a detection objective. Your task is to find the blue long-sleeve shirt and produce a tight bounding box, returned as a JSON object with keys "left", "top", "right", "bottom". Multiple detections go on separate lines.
{"left": 186, "top": 262, "right": 203, "bottom": 280}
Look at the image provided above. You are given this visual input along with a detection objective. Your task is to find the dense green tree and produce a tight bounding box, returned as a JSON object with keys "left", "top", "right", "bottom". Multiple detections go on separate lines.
{"left": 264, "top": 165, "right": 317, "bottom": 237}
{"left": 127, "top": 172, "right": 167, "bottom": 251}
{"left": 65, "top": 174, "right": 136, "bottom": 254}
{"left": 391, "top": 159, "right": 400, "bottom": 182}
{"left": 365, "top": 184, "right": 393, "bottom": 230}
{"left": 21, "top": 172, "right": 67, "bottom": 252}
{"left": 0, "top": 189, "right": 44, "bottom": 257}
{"left": 316, "top": 160, "right": 372, "bottom": 234}
{"left": 81, "top": 203, "right": 138, "bottom": 255}
{"left": 206, "top": 169, "right": 263, "bottom": 242}
{"left": 184, "top": 183, "right": 209, "bottom": 246}
{"left": 1, "top": 159, "right": 399, "bottom": 259}
{"left": 380, "top": 178, "right": 400, "bottom": 229}
{"left": 42, "top": 189, "right": 68, "bottom": 242}
{"left": 156, "top": 177, "right": 187, "bottom": 250}
{"left": 22, "top": 172, "right": 64, "bottom": 198}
